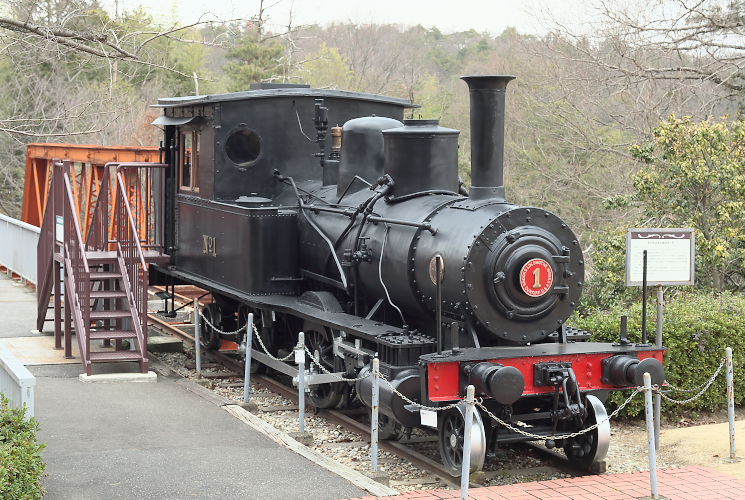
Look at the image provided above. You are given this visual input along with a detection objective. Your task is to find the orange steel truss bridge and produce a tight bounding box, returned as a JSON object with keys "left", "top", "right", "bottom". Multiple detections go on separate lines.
{"left": 21, "top": 143, "right": 161, "bottom": 240}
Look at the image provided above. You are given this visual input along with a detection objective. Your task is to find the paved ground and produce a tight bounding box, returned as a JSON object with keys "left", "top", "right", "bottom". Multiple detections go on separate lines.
{"left": 0, "top": 274, "right": 365, "bottom": 500}
{"left": 0, "top": 274, "right": 41, "bottom": 337}
{"left": 346, "top": 466, "right": 745, "bottom": 500}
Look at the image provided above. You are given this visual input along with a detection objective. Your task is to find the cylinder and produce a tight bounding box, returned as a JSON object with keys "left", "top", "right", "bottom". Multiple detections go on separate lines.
{"left": 383, "top": 119, "right": 459, "bottom": 198}
{"left": 461, "top": 75, "right": 515, "bottom": 200}
{"left": 357, "top": 367, "right": 420, "bottom": 427}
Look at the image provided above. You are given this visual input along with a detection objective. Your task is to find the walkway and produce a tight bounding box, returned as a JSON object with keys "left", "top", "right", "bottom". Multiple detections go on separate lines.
{"left": 0, "top": 274, "right": 365, "bottom": 500}
{"left": 347, "top": 466, "right": 745, "bottom": 499}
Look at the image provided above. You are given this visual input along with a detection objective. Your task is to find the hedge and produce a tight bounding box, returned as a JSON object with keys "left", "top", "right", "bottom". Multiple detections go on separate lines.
{"left": 0, "top": 396, "right": 46, "bottom": 499}
{"left": 571, "top": 291, "right": 745, "bottom": 417}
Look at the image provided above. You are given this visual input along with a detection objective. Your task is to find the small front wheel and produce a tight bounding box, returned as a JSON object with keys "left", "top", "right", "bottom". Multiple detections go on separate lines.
{"left": 562, "top": 394, "right": 611, "bottom": 471}
{"left": 437, "top": 405, "right": 487, "bottom": 477}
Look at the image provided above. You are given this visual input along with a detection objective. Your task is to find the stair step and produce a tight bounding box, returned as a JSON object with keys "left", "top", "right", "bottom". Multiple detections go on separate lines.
{"left": 89, "top": 272, "right": 121, "bottom": 280}
{"left": 90, "top": 290, "right": 126, "bottom": 299}
{"left": 89, "top": 330, "right": 137, "bottom": 340}
{"left": 90, "top": 310, "right": 131, "bottom": 320}
{"left": 86, "top": 251, "right": 118, "bottom": 262}
{"left": 89, "top": 351, "right": 142, "bottom": 362}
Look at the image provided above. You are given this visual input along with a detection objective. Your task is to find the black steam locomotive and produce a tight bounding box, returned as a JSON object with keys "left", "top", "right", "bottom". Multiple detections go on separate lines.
{"left": 151, "top": 76, "right": 665, "bottom": 474}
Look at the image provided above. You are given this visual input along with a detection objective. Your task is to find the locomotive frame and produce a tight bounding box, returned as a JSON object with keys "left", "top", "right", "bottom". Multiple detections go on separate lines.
{"left": 149, "top": 78, "right": 665, "bottom": 476}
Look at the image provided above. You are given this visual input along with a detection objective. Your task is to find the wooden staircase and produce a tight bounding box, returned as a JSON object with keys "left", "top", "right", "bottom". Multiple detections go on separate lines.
{"left": 36, "top": 160, "right": 167, "bottom": 375}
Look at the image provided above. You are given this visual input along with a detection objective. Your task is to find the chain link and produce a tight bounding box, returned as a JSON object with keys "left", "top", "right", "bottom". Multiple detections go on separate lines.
{"left": 380, "top": 377, "right": 463, "bottom": 412}
{"left": 251, "top": 323, "right": 295, "bottom": 362}
{"left": 303, "top": 345, "right": 371, "bottom": 382}
{"left": 198, "top": 310, "right": 248, "bottom": 335}
{"left": 477, "top": 388, "right": 642, "bottom": 441}
{"left": 662, "top": 358, "right": 726, "bottom": 394}
{"left": 655, "top": 358, "right": 725, "bottom": 405}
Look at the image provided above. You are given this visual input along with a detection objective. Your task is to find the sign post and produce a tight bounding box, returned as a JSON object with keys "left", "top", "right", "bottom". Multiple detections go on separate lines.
{"left": 626, "top": 228, "right": 695, "bottom": 449}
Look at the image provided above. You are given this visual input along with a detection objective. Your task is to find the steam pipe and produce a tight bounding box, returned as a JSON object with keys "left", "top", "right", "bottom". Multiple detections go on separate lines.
{"left": 461, "top": 75, "right": 515, "bottom": 200}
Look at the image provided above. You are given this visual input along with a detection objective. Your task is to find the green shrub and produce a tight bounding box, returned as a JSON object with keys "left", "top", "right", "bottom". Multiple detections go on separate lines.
{"left": 581, "top": 228, "right": 638, "bottom": 311}
{"left": 0, "top": 396, "right": 46, "bottom": 500}
{"left": 571, "top": 290, "right": 745, "bottom": 417}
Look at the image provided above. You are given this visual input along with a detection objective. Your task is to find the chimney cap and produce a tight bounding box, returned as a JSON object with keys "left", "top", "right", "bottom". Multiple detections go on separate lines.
{"left": 461, "top": 75, "right": 516, "bottom": 90}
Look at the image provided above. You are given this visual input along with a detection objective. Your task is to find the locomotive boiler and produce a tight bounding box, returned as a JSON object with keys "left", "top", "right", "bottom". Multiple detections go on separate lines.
{"left": 151, "top": 76, "right": 665, "bottom": 475}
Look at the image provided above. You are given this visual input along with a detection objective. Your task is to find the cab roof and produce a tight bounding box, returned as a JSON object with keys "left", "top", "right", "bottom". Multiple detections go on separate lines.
{"left": 154, "top": 83, "right": 416, "bottom": 108}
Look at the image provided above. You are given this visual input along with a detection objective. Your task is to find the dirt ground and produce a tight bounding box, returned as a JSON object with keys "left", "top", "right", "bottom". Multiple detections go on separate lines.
{"left": 609, "top": 406, "right": 744, "bottom": 479}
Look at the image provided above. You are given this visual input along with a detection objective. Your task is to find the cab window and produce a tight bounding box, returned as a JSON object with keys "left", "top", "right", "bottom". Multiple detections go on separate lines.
{"left": 180, "top": 130, "right": 200, "bottom": 191}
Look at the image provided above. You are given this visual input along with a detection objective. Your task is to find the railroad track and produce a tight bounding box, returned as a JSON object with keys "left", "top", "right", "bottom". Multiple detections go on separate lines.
{"left": 147, "top": 288, "right": 589, "bottom": 489}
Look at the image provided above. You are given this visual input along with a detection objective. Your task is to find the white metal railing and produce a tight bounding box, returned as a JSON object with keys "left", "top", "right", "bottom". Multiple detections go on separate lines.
{"left": 0, "top": 213, "right": 40, "bottom": 284}
{"left": 0, "top": 343, "right": 36, "bottom": 419}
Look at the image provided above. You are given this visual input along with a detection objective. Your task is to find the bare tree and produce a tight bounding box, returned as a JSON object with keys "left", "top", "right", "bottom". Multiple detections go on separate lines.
{"left": 545, "top": 0, "right": 744, "bottom": 124}
{"left": 0, "top": 0, "right": 240, "bottom": 216}
{"left": 596, "top": 0, "right": 745, "bottom": 93}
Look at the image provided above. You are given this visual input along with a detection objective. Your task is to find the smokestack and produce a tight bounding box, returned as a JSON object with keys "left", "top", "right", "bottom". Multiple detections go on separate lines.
{"left": 461, "top": 75, "right": 515, "bottom": 200}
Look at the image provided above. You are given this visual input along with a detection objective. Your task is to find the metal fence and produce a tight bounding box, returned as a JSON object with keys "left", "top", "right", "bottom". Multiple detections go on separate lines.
{"left": 0, "top": 213, "right": 40, "bottom": 284}
{"left": 0, "top": 343, "right": 36, "bottom": 418}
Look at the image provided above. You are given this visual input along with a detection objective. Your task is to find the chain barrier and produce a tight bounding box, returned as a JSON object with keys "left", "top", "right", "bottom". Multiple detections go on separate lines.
{"left": 662, "top": 358, "right": 726, "bottom": 394}
{"left": 303, "top": 345, "right": 371, "bottom": 382}
{"left": 380, "top": 377, "right": 463, "bottom": 412}
{"left": 477, "top": 388, "right": 642, "bottom": 441}
{"left": 198, "top": 311, "right": 728, "bottom": 420}
{"left": 654, "top": 357, "right": 725, "bottom": 405}
{"left": 198, "top": 310, "right": 248, "bottom": 336}
{"left": 251, "top": 323, "right": 295, "bottom": 362}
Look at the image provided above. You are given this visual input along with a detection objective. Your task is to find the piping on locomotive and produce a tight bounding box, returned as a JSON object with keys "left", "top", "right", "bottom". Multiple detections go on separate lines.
{"left": 150, "top": 76, "right": 665, "bottom": 475}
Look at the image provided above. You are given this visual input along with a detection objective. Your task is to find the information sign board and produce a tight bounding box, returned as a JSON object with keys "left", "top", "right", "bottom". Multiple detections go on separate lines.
{"left": 626, "top": 228, "right": 695, "bottom": 286}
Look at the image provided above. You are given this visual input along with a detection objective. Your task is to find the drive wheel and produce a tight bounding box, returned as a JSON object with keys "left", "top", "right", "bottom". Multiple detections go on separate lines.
{"left": 305, "top": 326, "right": 344, "bottom": 409}
{"left": 199, "top": 303, "right": 222, "bottom": 350}
{"left": 562, "top": 394, "right": 610, "bottom": 471}
{"left": 438, "top": 405, "right": 487, "bottom": 477}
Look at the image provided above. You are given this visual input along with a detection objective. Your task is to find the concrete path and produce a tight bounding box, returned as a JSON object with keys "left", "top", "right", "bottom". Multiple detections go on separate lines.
{"left": 0, "top": 274, "right": 365, "bottom": 500}
{"left": 0, "top": 275, "right": 41, "bottom": 337}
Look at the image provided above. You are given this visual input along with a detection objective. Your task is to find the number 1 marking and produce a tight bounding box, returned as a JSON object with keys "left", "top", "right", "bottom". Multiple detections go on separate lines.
{"left": 532, "top": 267, "right": 541, "bottom": 289}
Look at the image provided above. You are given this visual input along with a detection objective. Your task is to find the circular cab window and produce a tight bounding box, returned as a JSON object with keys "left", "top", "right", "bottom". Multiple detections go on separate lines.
{"left": 225, "top": 128, "right": 262, "bottom": 167}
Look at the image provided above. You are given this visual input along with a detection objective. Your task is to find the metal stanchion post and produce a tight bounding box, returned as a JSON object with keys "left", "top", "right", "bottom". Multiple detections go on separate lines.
{"left": 654, "top": 285, "right": 663, "bottom": 449}
{"left": 371, "top": 355, "right": 380, "bottom": 472}
{"left": 644, "top": 372, "right": 659, "bottom": 499}
{"left": 726, "top": 347, "right": 737, "bottom": 460}
{"left": 241, "top": 313, "right": 256, "bottom": 411}
{"left": 296, "top": 331, "right": 306, "bottom": 433}
{"left": 460, "top": 385, "right": 475, "bottom": 500}
{"left": 193, "top": 298, "right": 202, "bottom": 378}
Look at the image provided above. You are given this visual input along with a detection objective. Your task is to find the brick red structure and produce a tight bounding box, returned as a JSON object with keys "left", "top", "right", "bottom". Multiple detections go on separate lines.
{"left": 345, "top": 466, "right": 745, "bottom": 500}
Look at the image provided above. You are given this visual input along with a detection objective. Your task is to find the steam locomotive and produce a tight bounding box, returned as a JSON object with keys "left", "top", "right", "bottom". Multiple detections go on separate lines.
{"left": 151, "top": 75, "right": 665, "bottom": 475}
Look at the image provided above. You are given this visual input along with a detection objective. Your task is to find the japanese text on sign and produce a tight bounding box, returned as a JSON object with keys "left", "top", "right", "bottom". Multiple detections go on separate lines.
{"left": 626, "top": 228, "right": 695, "bottom": 286}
